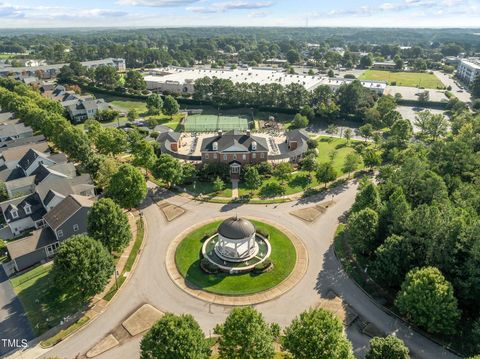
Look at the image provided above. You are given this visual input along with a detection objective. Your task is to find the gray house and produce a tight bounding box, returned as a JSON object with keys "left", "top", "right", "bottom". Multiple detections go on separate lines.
{"left": 6, "top": 194, "right": 94, "bottom": 272}
{"left": 0, "top": 122, "right": 33, "bottom": 144}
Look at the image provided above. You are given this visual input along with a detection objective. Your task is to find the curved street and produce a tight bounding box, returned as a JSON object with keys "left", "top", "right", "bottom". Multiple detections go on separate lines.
{"left": 42, "top": 181, "right": 459, "bottom": 359}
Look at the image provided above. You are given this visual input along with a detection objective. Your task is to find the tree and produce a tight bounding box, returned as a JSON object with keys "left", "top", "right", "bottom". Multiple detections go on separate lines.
{"left": 162, "top": 95, "right": 180, "bottom": 118}
{"left": 351, "top": 182, "right": 381, "bottom": 213}
{"left": 366, "top": 336, "right": 409, "bottom": 359}
{"left": 325, "top": 124, "right": 338, "bottom": 136}
{"left": 394, "top": 56, "right": 404, "bottom": 70}
{"left": 417, "top": 90, "right": 430, "bottom": 103}
{"left": 273, "top": 162, "right": 293, "bottom": 184}
{"left": 214, "top": 307, "right": 275, "bottom": 359}
{"left": 244, "top": 166, "right": 262, "bottom": 190}
{"left": 95, "top": 109, "right": 120, "bottom": 123}
{"left": 53, "top": 235, "right": 113, "bottom": 299}
{"left": 344, "top": 128, "right": 353, "bottom": 144}
{"left": 342, "top": 152, "right": 362, "bottom": 178}
{"left": 300, "top": 154, "right": 318, "bottom": 172}
{"left": 94, "top": 155, "right": 119, "bottom": 190}
{"left": 414, "top": 111, "right": 448, "bottom": 141}
{"left": 286, "top": 49, "right": 301, "bottom": 64}
{"left": 380, "top": 187, "right": 411, "bottom": 236}
{"left": 213, "top": 176, "right": 225, "bottom": 192}
{"left": 88, "top": 198, "right": 131, "bottom": 253}
{"left": 327, "top": 69, "right": 335, "bottom": 77}
{"left": 259, "top": 181, "right": 286, "bottom": 198}
{"left": 283, "top": 308, "right": 354, "bottom": 359}
{"left": 107, "top": 164, "right": 147, "bottom": 208}
{"left": 146, "top": 94, "right": 163, "bottom": 115}
{"left": 127, "top": 108, "right": 138, "bottom": 122}
{"left": 132, "top": 139, "right": 156, "bottom": 171}
{"left": 0, "top": 182, "right": 7, "bottom": 201}
{"left": 95, "top": 128, "right": 128, "bottom": 156}
{"left": 362, "top": 149, "right": 381, "bottom": 169}
{"left": 94, "top": 64, "right": 119, "bottom": 88}
{"left": 358, "top": 123, "right": 374, "bottom": 141}
{"left": 152, "top": 154, "right": 183, "bottom": 187}
{"left": 395, "top": 267, "right": 460, "bottom": 334}
{"left": 141, "top": 313, "right": 211, "bottom": 359}
{"left": 315, "top": 161, "right": 337, "bottom": 188}
{"left": 359, "top": 55, "right": 373, "bottom": 69}
{"left": 125, "top": 70, "right": 146, "bottom": 91}
{"left": 347, "top": 208, "right": 379, "bottom": 255}
{"left": 389, "top": 119, "right": 413, "bottom": 146}
{"left": 292, "top": 113, "right": 309, "bottom": 128}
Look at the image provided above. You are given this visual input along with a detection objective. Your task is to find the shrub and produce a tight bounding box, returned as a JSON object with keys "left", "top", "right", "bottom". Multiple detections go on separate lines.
{"left": 200, "top": 258, "right": 219, "bottom": 274}
{"left": 253, "top": 259, "right": 272, "bottom": 273}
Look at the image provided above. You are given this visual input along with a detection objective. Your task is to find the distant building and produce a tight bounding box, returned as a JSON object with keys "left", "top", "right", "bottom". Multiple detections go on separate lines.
{"left": 457, "top": 58, "right": 480, "bottom": 85}
{"left": 66, "top": 98, "right": 110, "bottom": 123}
{"left": 372, "top": 61, "right": 397, "bottom": 70}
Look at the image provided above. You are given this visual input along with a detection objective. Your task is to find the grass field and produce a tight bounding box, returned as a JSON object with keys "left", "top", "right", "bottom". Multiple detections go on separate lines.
{"left": 185, "top": 114, "right": 250, "bottom": 132}
{"left": 11, "top": 264, "right": 87, "bottom": 335}
{"left": 110, "top": 99, "right": 147, "bottom": 113}
{"left": 175, "top": 220, "right": 296, "bottom": 295}
{"left": 359, "top": 70, "right": 444, "bottom": 89}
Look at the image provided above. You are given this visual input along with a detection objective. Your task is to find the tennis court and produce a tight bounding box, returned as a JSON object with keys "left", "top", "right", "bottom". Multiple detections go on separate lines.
{"left": 184, "top": 114, "right": 250, "bottom": 132}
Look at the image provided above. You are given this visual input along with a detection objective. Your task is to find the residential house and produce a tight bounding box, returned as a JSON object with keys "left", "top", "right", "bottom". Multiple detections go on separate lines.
{"left": 372, "top": 61, "right": 398, "bottom": 70}
{"left": 0, "top": 122, "right": 33, "bottom": 144}
{"left": 66, "top": 98, "right": 110, "bottom": 123}
{"left": 6, "top": 194, "right": 94, "bottom": 272}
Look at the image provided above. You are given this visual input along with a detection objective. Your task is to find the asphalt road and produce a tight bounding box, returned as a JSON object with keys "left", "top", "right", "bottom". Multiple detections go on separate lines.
{"left": 0, "top": 267, "right": 34, "bottom": 357}
{"left": 41, "top": 182, "right": 459, "bottom": 359}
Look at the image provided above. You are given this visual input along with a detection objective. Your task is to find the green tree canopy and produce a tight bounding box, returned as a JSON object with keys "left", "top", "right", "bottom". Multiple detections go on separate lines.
{"left": 88, "top": 198, "right": 131, "bottom": 253}
{"left": 53, "top": 235, "right": 113, "bottom": 299}
{"left": 395, "top": 266, "right": 460, "bottom": 334}
{"left": 162, "top": 95, "right": 180, "bottom": 117}
{"left": 283, "top": 308, "right": 354, "bottom": 359}
{"left": 315, "top": 161, "right": 337, "bottom": 188}
{"left": 214, "top": 307, "right": 275, "bottom": 359}
{"left": 152, "top": 154, "right": 183, "bottom": 187}
{"left": 146, "top": 93, "right": 163, "bottom": 115}
{"left": 366, "top": 336, "right": 409, "bottom": 359}
{"left": 107, "top": 164, "right": 147, "bottom": 208}
{"left": 351, "top": 182, "right": 381, "bottom": 213}
{"left": 125, "top": 70, "right": 147, "bottom": 91}
{"left": 140, "top": 313, "right": 211, "bottom": 359}
{"left": 347, "top": 207, "right": 379, "bottom": 255}
{"left": 244, "top": 166, "right": 262, "bottom": 190}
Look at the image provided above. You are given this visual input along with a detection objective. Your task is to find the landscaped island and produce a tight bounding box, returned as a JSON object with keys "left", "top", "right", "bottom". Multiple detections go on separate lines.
{"left": 175, "top": 218, "right": 296, "bottom": 296}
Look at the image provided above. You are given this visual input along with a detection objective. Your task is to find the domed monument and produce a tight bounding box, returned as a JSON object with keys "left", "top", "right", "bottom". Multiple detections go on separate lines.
{"left": 202, "top": 216, "right": 271, "bottom": 273}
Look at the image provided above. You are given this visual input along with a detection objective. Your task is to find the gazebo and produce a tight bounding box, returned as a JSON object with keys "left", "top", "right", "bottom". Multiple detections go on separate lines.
{"left": 215, "top": 216, "right": 258, "bottom": 262}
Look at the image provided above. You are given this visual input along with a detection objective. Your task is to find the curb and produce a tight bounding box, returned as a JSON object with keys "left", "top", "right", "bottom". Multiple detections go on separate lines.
{"left": 165, "top": 216, "right": 308, "bottom": 306}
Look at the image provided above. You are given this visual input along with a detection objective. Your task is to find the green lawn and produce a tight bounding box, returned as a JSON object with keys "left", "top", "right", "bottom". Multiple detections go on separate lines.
{"left": 110, "top": 99, "right": 147, "bottom": 113}
{"left": 359, "top": 69, "right": 444, "bottom": 89}
{"left": 175, "top": 220, "right": 296, "bottom": 296}
{"left": 11, "top": 264, "right": 87, "bottom": 336}
{"left": 315, "top": 136, "right": 364, "bottom": 174}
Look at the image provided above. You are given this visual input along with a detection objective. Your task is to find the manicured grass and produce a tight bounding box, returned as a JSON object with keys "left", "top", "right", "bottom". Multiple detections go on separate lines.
{"left": 11, "top": 264, "right": 87, "bottom": 336}
{"left": 175, "top": 220, "right": 296, "bottom": 296}
{"left": 316, "top": 136, "right": 364, "bottom": 174}
{"left": 358, "top": 69, "right": 444, "bottom": 89}
{"left": 110, "top": 99, "right": 147, "bottom": 113}
{"left": 0, "top": 53, "right": 15, "bottom": 59}
{"left": 40, "top": 315, "right": 89, "bottom": 348}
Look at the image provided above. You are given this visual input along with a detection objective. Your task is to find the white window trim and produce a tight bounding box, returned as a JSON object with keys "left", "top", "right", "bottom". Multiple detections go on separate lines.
{"left": 57, "top": 229, "right": 64, "bottom": 238}
{"left": 11, "top": 210, "right": 18, "bottom": 219}
{"left": 73, "top": 224, "right": 79, "bottom": 232}
{"left": 24, "top": 204, "right": 32, "bottom": 215}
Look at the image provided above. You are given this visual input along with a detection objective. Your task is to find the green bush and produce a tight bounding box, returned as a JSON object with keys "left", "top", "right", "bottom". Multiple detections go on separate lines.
{"left": 200, "top": 258, "right": 219, "bottom": 274}
{"left": 253, "top": 259, "right": 272, "bottom": 273}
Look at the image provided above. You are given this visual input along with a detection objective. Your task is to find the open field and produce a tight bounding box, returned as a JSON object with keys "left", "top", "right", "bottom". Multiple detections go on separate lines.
{"left": 359, "top": 70, "right": 444, "bottom": 89}
{"left": 175, "top": 220, "right": 296, "bottom": 295}
{"left": 11, "top": 264, "right": 86, "bottom": 335}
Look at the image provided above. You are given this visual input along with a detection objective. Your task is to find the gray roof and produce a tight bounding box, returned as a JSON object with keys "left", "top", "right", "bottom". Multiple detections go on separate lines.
{"left": 218, "top": 216, "right": 256, "bottom": 240}
{"left": 285, "top": 129, "right": 309, "bottom": 142}
{"left": 4, "top": 175, "right": 35, "bottom": 192}
{"left": 154, "top": 125, "right": 172, "bottom": 134}
{"left": 0, "top": 193, "right": 46, "bottom": 222}
{"left": 0, "top": 123, "right": 32, "bottom": 139}
{"left": 0, "top": 167, "right": 24, "bottom": 182}
{"left": 6, "top": 227, "right": 56, "bottom": 260}
{"left": 43, "top": 190, "right": 65, "bottom": 207}
{"left": 17, "top": 149, "right": 47, "bottom": 171}
{"left": 201, "top": 130, "right": 268, "bottom": 153}
{"left": 44, "top": 195, "right": 94, "bottom": 231}
{"left": 0, "top": 135, "right": 46, "bottom": 149}
{"left": 156, "top": 131, "right": 181, "bottom": 144}
{"left": 0, "top": 142, "right": 49, "bottom": 161}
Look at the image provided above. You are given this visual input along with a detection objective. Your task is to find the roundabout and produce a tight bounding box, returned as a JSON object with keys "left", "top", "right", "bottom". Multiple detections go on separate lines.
{"left": 167, "top": 216, "right": 307, "bottom": 304}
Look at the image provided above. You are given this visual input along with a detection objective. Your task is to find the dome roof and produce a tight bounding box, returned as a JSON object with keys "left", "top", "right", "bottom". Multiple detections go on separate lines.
{"left": 218, "top": 216, "right": 256, "bottom": 240}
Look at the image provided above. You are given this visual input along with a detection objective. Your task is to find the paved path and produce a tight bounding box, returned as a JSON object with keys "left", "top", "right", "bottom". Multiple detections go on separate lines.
{"left": 39, "top": 181, "right": 459, "bottom": 359}
{"left": 0, "top": 267, "right": 34, "bottom": 357}
{"left": 231, "top": 179, "right": 239, "bottom": 199}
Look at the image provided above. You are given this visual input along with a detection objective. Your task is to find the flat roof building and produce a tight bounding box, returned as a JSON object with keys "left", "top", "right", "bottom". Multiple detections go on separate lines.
{"left": 457, "top": 58, "right": 480, "bottom": 85}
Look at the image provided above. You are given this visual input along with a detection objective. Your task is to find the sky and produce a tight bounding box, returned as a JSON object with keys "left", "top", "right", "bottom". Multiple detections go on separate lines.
{"left": 0, "top": 0, "right": 479, "bottom": 28}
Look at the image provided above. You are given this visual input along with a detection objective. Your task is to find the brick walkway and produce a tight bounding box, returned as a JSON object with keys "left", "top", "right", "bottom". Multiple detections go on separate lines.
{"left": 165, "top": 216, "right": 308, "bottom": 306}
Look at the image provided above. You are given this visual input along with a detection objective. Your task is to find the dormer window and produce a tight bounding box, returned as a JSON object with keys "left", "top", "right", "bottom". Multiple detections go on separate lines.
{"left": 10, "top": 209, "right": 18, "bottom": 219}
{"left": 212, "top": 141, "right": 218, "bottom": 151}
{"left": 24, "top": 204, "right": 32, "bottom": 215}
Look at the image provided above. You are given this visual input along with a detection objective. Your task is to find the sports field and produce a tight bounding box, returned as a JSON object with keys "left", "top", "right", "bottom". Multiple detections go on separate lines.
{"left": 184, "top": 114, "right": 250, "bottom": 132}
{"left": 359, "top": 70, "right": 444, "bottom": 89}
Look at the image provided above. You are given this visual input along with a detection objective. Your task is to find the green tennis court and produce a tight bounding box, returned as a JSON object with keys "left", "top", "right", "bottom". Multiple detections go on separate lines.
{"left": 184, "top": 114, "right": 250, "bottom": 132}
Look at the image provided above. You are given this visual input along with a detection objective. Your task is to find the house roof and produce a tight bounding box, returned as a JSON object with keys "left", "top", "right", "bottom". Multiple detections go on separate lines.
{"left": 0, "top": 193, "right": 46, "bottom": 222}
{"left": 0, "top": 135, "right": 45, "bottom": 150}
{"left": 200, "top": 130, "right": 268, "bottom": 153}
{"left": 6, "top": 227, "right": 56, "bottom": 260}
{"left": 4, "top": 175, "right": 35, "bottom": 192}
{"left": 285, "top": 129, "right": 309, "bottom": 142}
{"left": 0, "top": 167, "right": 24, "bottom": 182}
{"left": 43, "top": 189, "right": 65, "bottom": 207}
{"left": 0, "top": 123, "right": 31, "bottom": 138}
{"left": 156, "top": 131, "right": 181, "bottom": 144}
{"left": 0, "top": 142, "right": 50, "bottom": 162}
{"left": 17, "top": 149, "right": 48, "bottom": 172}
{"left": 44, "top": 194, "right": 94, "bottom": 231}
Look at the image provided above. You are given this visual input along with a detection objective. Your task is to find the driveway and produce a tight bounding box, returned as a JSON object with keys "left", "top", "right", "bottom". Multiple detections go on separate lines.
{"left": 0, "top": 266, "right": 34, "bottom": 357}
{"left": 41, "top": 183, "right": 459, "bottom": 359}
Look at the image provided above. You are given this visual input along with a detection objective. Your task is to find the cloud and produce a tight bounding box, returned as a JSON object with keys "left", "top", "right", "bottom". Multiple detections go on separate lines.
{"left": 0, "top": 3, "right": 26, "bottom": 18}
{"left": 249, "top": 10, "right": 270, "bottom": 17}
{"left": 187, "top": 1, "right": 273, "bottom": 13}
{"left": 117, "top": 0, "right": 199, "bottom": 6}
